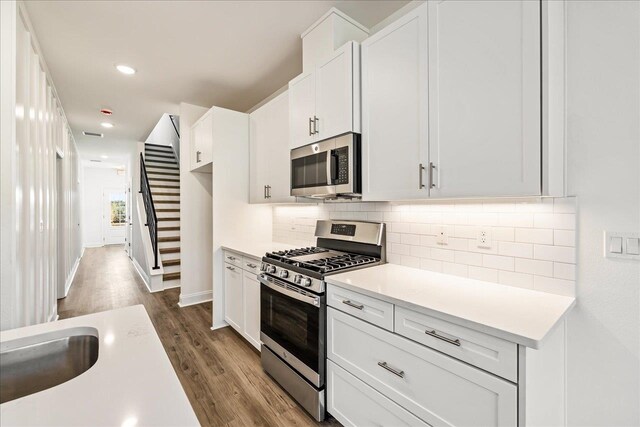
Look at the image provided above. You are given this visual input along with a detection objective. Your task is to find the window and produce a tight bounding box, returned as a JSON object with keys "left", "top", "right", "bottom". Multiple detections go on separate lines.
{"left": 110, "top": 192, "right": 126, "bottom": 226}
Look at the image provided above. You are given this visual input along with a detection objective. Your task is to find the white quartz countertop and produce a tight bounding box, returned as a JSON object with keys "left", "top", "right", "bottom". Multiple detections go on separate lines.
{"left": 326, "top": 264, "right": 576, "bottom": 349}
{"left": 221, "top": 240, "right": 296, "bottom": 260}
{"left": 0, "top": 305, "right": 199, "bottom": 426}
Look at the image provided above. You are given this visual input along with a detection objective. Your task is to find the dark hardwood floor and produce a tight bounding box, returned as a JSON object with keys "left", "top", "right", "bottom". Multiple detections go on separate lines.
{"left": 58, "top": 245, "right": 339, "bottom": 427}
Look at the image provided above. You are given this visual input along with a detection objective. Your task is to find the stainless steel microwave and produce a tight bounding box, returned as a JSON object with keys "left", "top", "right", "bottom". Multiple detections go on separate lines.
{"left": 290, "top": 133, "right": 361, "bottom": 199}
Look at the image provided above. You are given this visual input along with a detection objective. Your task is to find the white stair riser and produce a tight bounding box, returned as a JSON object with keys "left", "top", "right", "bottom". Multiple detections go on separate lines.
{"left": 157, "top": 211, "right": 180, "bottom": 219}
{"left": 146, "top": 167, "right": 179, "bottom": 174}
{"left": 159, "top": 240, "right": 181, "bottom": 249}
{"left": 151, "top": 188, "right": 180, "bottom": 195}
{"left": 146, "top": 162, "right": 178, "bottom": 169}
{"left": 153, "top": 196, "right": 180, "bottom": 202}
{"left": 163, "top": 278, "right": 180, "bottom": 287}
{"left": 147, "top": 172, "right": 179, "bottom": 179}
{"left": 163, "top": 264, "right": 181, "bottom": 274}
{"left": 158, "top": 231, "right": 180, "bottom": 239}
{"left": 156, "top": 220, "right": 179, "bottom": 228}
{"left": 160, "top": 253, "right": 180, "bottom": 261}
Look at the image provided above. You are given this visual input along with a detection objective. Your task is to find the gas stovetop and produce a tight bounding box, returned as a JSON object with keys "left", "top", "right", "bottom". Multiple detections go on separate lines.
{"left": 264, "top": 246, "right": 380, "bottom": 276}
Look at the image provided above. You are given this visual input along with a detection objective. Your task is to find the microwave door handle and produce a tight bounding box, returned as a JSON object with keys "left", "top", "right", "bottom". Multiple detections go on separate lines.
{"left": 330, "top": 150, "right": 339, "bottom": 183}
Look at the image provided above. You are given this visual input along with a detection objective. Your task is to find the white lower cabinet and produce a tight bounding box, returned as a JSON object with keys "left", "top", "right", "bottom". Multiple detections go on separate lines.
{"left": 327, "top": 304, "right": 517, "bottom": 427}
{"left": 242, "top": 271, "right": 261, "bottom": 349}
{"left": 223, "top": 262, "right": 243, "bottom": 332}
{"left": 223, "top": 250, "right": 261, "bottom": 351}
{"left": 327, "top": 360, "right": 429, "bottom": 427}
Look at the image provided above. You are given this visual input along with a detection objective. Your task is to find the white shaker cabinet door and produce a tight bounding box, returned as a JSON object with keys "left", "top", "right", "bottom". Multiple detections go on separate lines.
{"left": 249, "top": 104, "right": 270, "bottom": 203}
{"left": 289, "top": 71, "right": 317, "bottom": 149}
{"left": 315, "top": 42, "right": 358, "bottom": 140}
{"left": 361, "top": 5, "right": 430, "bottom": 201}
{"left": 264, "top": 91, "right": 294, "bottom": 202}
{"left": 224, "top": 262, "right": 243, "bottom": 333}
{"left": 242, "top": 271, "right": 261, "bottom": 350}
{"left": 428, "top": 0, "right": 541, "bottom": 197}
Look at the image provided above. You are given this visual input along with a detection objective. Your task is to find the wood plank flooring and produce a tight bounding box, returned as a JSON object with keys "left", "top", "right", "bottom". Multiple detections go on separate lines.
{"left": 58, "top": 245, "right": 339, "bottom": 427}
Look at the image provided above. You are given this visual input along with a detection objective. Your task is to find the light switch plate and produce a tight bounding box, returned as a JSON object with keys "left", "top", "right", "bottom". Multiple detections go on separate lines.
{"left": 604, "top": 231, "right": 640, "bottom": 260}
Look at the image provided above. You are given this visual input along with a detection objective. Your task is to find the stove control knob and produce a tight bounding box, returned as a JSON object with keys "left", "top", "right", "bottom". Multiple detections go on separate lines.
{"left": 279, "top": 270, "right": 289, "bottom": 279}
{"left": 266, "top": 265, "right": 276, "bottom": 274}
{"left": 302, "top": 278, "right": 312, "bottom": 287}
{"left": 294, "top": 275, "right": 302, "bottom": 284}
{"left": 260, "top": 263, "right": 267, "bottom": 271}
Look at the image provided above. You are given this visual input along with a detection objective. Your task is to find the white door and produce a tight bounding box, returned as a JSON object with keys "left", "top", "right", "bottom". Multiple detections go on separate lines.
{"left": 361, "top": 5, "right": 430, "bottom": 201}
{"left": 428, "top": 0, "right": 541, "bottom": 197}
{"left": 289, "top": 71, "right": 317, "bottom": 149}
{"left": 224, "top": 263, "right": 244, "bottom": 332}
{"left": 315, "top": 42, "right": 357, "bottom": 140}
{"left": 103, "top": 187, "right": 127, "bottom": 245}
{"left": 126, "top": 184, "right": 132, "bottom": 258}
{"left": 242, "top": 271, "right": 261, "bottom": 350}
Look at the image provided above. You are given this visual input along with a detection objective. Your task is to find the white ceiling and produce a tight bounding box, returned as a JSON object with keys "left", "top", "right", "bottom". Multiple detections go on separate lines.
{"left": 24, "top": 0, "right": 408, "bottom": 160}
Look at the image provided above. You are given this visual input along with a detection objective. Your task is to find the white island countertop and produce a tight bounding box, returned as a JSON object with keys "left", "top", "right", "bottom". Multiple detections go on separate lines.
{"left": 326, "top": 264, "right": 576, "bottom": 349}
{"left": 0, "top": 305, "right": 199, "bottom": 426}
{"left": 221, "top": 240, "right": 296, "bottom": 260}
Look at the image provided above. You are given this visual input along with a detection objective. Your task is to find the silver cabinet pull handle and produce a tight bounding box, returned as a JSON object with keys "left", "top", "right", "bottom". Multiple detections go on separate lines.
{"left": 342, "top": 300, "right": 364, "bottom": 310}
{"left": 419, "top": 163, "right": 425, "bottom": 189}
{"left": 246, "top": 263, "right": 257, "bottom": 269}
{"left": 227, "top": 256, "right": 237, "bottom": 261}
{"left": 314, "top": 116, "right": 319, "bottom": 134}
{"left": 309, "top": 117, "right": 314, "bottom": 136}
{"left": 378, "top": 361, "right": 405, "bottom": 378}
{"left": 429, "top": 162, "right": 436, "bottom": 188}
{"left": 425, "top": 329, "right": 461, "bottom": 346}
{"left": 226, "top": 266, "right": 236, "bottom": 271}
{"left": 196, "top": 150, "right": 202, "bottom": 163}
{"left": 264, "top": 185, "right": 267, "bottom": 199}
{"left": 266, "top": 185, "right": 271, "bottom": 199}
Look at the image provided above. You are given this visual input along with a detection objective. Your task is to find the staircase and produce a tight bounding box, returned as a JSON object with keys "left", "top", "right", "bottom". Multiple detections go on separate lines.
{"left": 144, "top": 143, "right": 181, "bottom": 288}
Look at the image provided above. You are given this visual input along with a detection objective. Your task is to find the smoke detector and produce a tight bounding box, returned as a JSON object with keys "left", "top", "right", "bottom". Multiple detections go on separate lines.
{"left": 100, "top": 108, "right": 113, "bottom": 116}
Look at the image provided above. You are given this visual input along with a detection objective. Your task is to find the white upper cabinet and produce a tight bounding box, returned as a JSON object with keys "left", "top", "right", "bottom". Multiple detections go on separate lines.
{"left": 250, "top": 91, "right": 294, "bottom": 203}
{"left": 190, "top": 110, "right": 214, "bottom": 172}
{"left": 289, "top": 41, "right": 360, "bottom": 149}
{"left": 361, "top": 6, "right": 429, "bottom": 201}
{"left": 428, "top": 0, "right": 541, "bottom": 198}
{"left": 361, "top": 1, "right": 542, "bottom": 200}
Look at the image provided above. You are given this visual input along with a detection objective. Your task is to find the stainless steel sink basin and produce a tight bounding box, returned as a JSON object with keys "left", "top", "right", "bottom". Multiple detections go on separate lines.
{"left": 1, "top": 327, "right": 99, "bottom": 404}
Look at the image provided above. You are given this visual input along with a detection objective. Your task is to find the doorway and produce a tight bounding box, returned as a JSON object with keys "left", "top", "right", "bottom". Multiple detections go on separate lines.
{"left": 103, "top": 187, "right": 127, "bottom": 245}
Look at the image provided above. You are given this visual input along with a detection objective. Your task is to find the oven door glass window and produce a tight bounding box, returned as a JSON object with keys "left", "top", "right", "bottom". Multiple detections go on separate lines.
{"left": 291, "top": 153, "right": 328, "bottom": 189}
{"left": 260, "top": 283, "right": 320, "bottom": 372}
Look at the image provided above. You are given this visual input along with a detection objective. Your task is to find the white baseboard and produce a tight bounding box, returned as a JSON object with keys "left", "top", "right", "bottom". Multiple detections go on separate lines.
{"left": 132, "top": 257, "right": 151, "bottom": 292}
{"left": 164, "top": 283, "right": 180, "bottom": 290}
{"left": 62, "top": 256, "right": 81, "bottom": 298}
{"left": 210, "top": 322, "right": 229, "bottom": 331}
{"left": 178, "top": 290, "right": 212, "bottom": 307}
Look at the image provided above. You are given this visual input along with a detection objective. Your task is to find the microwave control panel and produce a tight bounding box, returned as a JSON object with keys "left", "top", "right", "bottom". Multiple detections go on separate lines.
{"left": 334, "top": 147, "right": 349, "bottom": 185}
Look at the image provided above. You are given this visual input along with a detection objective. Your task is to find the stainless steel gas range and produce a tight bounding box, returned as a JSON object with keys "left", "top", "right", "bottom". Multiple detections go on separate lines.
{"left": 259, "top": 220, "right": 386, "bottom": 421}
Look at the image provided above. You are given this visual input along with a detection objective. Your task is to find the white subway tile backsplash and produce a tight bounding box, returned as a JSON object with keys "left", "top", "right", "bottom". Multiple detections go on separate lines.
{"left": 515, "top": 228, "right": 554, "bottom": 244}
{"left": 273, "top": 198, "right": 577, "bottom": 297}
{"left": 483, "top": 254, "right": 515, "bottom": 271}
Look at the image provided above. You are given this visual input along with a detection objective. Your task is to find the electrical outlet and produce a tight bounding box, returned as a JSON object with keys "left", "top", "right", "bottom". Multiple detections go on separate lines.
{"left": 434, "top": 225, "right": 449, "bottom": 245}
{"left": 477, "top": 228, "right": 493, "bottom": 249}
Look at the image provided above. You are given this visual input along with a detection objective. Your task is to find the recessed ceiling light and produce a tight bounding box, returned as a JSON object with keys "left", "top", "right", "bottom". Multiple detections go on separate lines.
{"left": 116, "top": 64, "right": 136, "bottom": 75}
{"left": 101, "top": 155, "right": 108, "bottom": 159}
{"left": 101, "top": 122, "right": 114, "bottom": 128}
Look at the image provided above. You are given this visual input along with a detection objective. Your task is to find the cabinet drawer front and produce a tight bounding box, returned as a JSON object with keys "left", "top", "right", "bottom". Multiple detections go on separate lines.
{"left": 328, "top": 360, "right": 429, "bottom": 427}
{"left": 223, "top": 251, "right": 242, "bottom": 268}
{"left": 395, "top": 306, "right": 517, "bottom": 382}
{"left": 327, "top": 285, "right": 394, "bottom": 331}
{"left": 242, "top": 256, "right": 260, "bottom": 275}
{"left": 328, "top": 308, "right": 517, "bottom": 427}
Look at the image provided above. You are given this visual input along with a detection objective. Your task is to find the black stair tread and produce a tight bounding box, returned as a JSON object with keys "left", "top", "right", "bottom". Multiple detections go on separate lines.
{"left": 163, "top": 272, "right": 181, "bottom": 281}
{"left": 145, "top": 165, "right": 179, "bottom": 170}
{"left": 145, "top": 170, "right": 179, "bottom": 176}
{"left": 145, "top": 159, "right": 176, "bottom": 165}
{"left": 157, "top": 208, "right": 180, "bottom": 212}
{"left": 155, "top": 200, "right": 180, "bottom": 204}
{"left": 145, "top": 152, "right": 175, "bottom": 157}
{"left": 163, "top": 259, "right": 181, "bottom": 266}
{"left": 149, "top": 177, "right": 180, "bottom": 182}
{"left": 152, "top": 192, "right": 181, "bottom": 196}
{"left": 160, "top": 247, "right": 180, "bottom": 254}
{"left": 158, "top": 226, "right": 180, "bottom": 231}
{"left": 157, "top": 217, "right": 180, "bottom": 221}
{"left": 158, "top": 236, "right": 180, "bottom": 242}
{"left": 145, "top": 143, "right": 174, "bottom": 149}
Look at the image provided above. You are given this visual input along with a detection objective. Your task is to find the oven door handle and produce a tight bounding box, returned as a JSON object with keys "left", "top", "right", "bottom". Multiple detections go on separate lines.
{"left": 258, "top": 275, "right": 320, "bottom": 307}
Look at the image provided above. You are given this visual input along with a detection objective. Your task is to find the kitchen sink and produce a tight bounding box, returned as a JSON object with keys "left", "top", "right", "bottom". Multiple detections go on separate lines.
{"left": 0, "top": 327, "right": 99, "bottom": 404}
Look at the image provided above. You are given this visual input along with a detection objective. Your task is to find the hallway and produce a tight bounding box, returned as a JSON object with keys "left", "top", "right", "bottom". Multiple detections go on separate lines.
{"left": 59, "top": 246, "right": 328, "bottom": 426}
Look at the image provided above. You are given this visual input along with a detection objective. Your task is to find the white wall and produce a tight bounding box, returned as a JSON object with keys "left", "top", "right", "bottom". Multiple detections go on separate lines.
{"left": 178, "top": 103, "right": 212, "bottom": 306}
{"left": 564, "top": 2, "right": 640, "bottom": 425}
{"left": 81, "top": 166, "right": 127, "bottom": 247}
{"left": 145, "top": 113, "right": 180, "bottom": 160}
{"left": 1, "top": 1, "right": 82, "bottom": 330}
